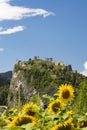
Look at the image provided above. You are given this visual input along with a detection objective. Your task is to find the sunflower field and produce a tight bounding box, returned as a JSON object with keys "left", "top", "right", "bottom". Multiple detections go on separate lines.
{"left": 0, "top": 84, "right": 87, "bottom": 130}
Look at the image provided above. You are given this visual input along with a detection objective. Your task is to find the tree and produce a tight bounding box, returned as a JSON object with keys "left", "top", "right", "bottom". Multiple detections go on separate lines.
{"left": 0, "top": 85, "right": 9, "bottom": 105}
{"left": 74, "top": 78, "right": 87, "bottom": 114}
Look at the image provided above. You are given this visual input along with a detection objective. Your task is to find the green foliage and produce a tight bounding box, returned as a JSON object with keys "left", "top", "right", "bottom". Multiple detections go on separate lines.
{"left": 0, "top": 58, "right": 87, "bottom": 129}
{"left": 74, "top": 78, "right": 87, "bottom": 114}
{"left": 0, "top": 72, "right": 11, "bottom": 106}
{"left": 8, "top": 58, "right": 86, "bottom": 107}
{"left": 1, "top": 83, "right": 87, "bottom": 130}
{"left": 0, "top": 85, "right": 9, "bottom": 105}
{"left": 0, "top": 74, "right": 10, "bottom": 87}
{"left": 14, "top": 58, "right": 85, "bottom": 90}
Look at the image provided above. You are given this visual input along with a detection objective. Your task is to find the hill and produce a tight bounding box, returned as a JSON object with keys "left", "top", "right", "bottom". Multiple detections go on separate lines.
{"left": 8, "top": 57, "right": 86, "bottom": 107}
{"left": 0, "top": 72, "right": 11, "bottom": 105}
{"left": 0, "top": 73, "right": 11, "bottom": 87}
{"left": 0, "top": 71, "right": 12, "bottom": 79}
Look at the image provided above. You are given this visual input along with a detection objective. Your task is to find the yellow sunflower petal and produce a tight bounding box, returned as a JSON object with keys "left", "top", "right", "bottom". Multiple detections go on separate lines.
{"left": 9, "top": 114, "right": 36, "bottom": 127}
{"left": 22, "top": 103, "right": 38, "bottom": 116}
{"left": 57, "top": 84, "right": 74, "bottom": 104}
{"left": 48, "top": 100, "right": 61, "bottom": 113}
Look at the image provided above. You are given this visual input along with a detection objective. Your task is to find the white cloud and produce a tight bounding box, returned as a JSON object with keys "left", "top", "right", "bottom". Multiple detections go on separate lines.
{"left": 84, "top": 61, "right": 87, "bottom": 70}
{"left": 80, "top": 70, "right": 87, "bottom": 76}
{"left": 0, "top": 0, "right": 10, "bottom": 3}
{"left": 80, "top": 61, "right": 87, "bottom": 76}
{"left": 0, "top": 0, "right": 53, "bottom": 21}
{"left": 0, "top": 48, "right": 4, "bottom": 52}
{"left": 0, "top": 26, "right": 25, "bottom": 35}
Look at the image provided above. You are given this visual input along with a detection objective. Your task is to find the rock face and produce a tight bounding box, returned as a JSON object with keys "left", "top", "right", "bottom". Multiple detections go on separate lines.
{"left": 8, "top": 58, "right": 59, "bottom": 107}
{"left": 8, "top": 69, "right": 36, "bottom": 107}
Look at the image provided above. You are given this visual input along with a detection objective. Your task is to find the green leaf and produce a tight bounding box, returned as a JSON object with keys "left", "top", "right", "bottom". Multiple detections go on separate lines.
{"left": 8, "top": 126, "right": 25, "bottom": 130}
{"left": 62, "top": 113, "right": 69, "bottom": 120}
{"left": 22, "top": 123, "right": 34, "bottom": 130}
{"left": 78, "top": 116, "right": 86, "bottom": 122}
{"left": 42, "top": 94, "right": 54, "bottom": 101}
{"left": 80, "top": 127, "right": 87, "bottom": 130}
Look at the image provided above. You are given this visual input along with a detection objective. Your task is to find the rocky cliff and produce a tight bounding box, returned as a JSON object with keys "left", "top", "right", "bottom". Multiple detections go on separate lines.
{"left": 8, "top": 57, "right": 85, "bottom": 107}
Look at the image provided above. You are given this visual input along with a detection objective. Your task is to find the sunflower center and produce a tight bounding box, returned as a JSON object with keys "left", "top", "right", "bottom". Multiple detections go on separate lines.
{"left": 79, "top": 120, "right": 87, "bottom": 128}
{"left": 64, "top": 124, "right": 72, "bottom": 130}
{"left": 52, "top": 102, "right": 60, "bottom": 113}
{"left": 56, "top": 125, "right": 65, "bottom": 130}
{"left": 62, "top": 90, "right": 70, "bottom": 99}
{"left": 27, "top": 109, "right": 36, "bottom": 116}
{"left": 57, "top": 124, "right": 72, "bottom": 130}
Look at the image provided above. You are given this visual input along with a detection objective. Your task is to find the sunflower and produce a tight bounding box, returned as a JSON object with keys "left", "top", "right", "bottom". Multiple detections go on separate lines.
{"left": 48, "top": 100, "right": 61, "bottom": 113}
{"left": 64, "top": 117, "right": 74, "bottom": 130}
{"left": 9, "top": 114, "right": 36, "bottom": 127}
{"left": 56, "top": 84, "right": 74, "bottom": 104}
{"left": 22, "top": 103, "right": 38, "bottom": 116}
{"left": 51, "top": 118, "right": 74, "bottom": 130}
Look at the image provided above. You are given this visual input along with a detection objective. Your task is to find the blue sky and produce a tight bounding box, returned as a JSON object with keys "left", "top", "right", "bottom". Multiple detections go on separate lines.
{"left": 0, "top": 0, "right": 87, "bottom": 76}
